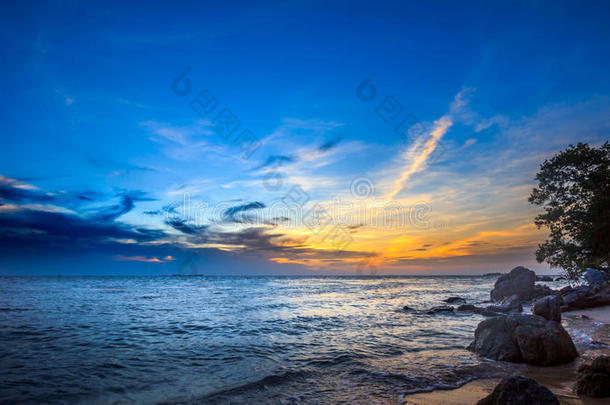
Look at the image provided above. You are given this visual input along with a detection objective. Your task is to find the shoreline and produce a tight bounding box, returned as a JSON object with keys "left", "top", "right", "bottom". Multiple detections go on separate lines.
{"left": 402, "top": 305, "right": 610, "bottom": 404}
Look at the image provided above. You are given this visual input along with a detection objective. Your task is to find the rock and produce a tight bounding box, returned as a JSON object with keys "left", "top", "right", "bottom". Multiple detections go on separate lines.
{"left": 560, "top": 284, "right": 610, "bottom": 311}
{"left": 532, "top": 284, "right": 557, "bottom": 300}
{"left": 476, "top": 376, "right": 559, "bottom": 405}
{"left": 457, "top": 304, "right": 476, "bottom": 311}
{"left": 575, "top": 355, "right": 610, "bottom": 397}
{"left": 473, "top": 307, "right": 506, "bottom": 317}
{"left": 427, "top": 305, "right": 454, "bottom": 314}
{"left": 536, "top": 275, "right": 554, "bottom": 282}
{"left": 486, "top": 294, "right": 523, "bottom": 313}
{"left": 584, "top": 268, "right": 609, "bottom": 288}
{"left": 490, "top": 266, "right": 536, "bottom": 302}
{"left": 402, "top": 305, "right": 415, "bottom": 311}
{"left": 474, "top": 307, "right": 505, "bottom": 317}
{"left": 443, "top": 296, "right": 466, "bottom": 303}
{"left": 532, "top": 295, "right": 563, "bottom": 322}
{"left": 555, "top": 276, "right": 566, "bottom": 281}
{"left": 468, "top": 314, "right": 578, "bottom": 366}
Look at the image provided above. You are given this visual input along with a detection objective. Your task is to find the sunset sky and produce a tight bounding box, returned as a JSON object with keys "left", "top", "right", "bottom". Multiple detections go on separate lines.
{"left": 1, "top": 1, "right": 610, "bottom": 275}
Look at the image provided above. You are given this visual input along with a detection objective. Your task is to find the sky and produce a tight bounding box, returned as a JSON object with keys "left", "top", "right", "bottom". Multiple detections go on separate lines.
{"left": 1, "top": 0, "right": 609, "bottom": 275}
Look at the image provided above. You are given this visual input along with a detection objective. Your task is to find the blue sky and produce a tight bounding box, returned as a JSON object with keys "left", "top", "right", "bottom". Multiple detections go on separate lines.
{"left": 1, "top": 0, "right": 609, "bottom": 275}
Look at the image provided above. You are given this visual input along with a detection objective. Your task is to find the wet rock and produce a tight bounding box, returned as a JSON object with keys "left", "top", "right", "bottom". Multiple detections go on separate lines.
{"left": 457, "top": 304, "right": 476, "bottom": 311}
{"left": 476, "top": 376, "right": 559, "bottom": 405}
{"left": 468, "top": 314, "right": 578, "bottom": 366}
{"left": 486, "top": 294, "right": 522, "bottom": 313}
{"left": 402, "top": 306, "right": 415, "bottom": 311}
{"left": 575, "top": 355, "right": 610, "bottom": 398}
{"left": 555, "top": 276, "right": 566, "bottom": 281}
{"left": 443, "top": 296, "right": 466, "bottom": 303}
{"left": 590, "top": 340, "right": 608, "bottom": 348}
{"left": 474, "top": 307, "right": 504, "bottom": 317}
{"left": 559, "top": 284, "right": 610, "bottom": 311}
{"left": 427, "top": 305, "right": 454, "bottom": 314}
{"left": 490, "top": 266, "right": 536, "bottom": 302}
{"left": 532, "top": 295, "right": 562, "bottom": 322}
{"left": 536, "top": 275, "right": 554, "bottom": 282}
{"left": 532, "top": 284, "right": 557, "bottom": 299}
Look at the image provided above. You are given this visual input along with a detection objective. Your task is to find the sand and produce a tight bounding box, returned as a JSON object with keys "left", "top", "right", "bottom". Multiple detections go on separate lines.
{"left": 402, "top": 379, "right": 499, "bottom": 405}
{"left": 402, "top": 306, "right": 610, "bottom": 405}
{"left": 564, "top": 306, "right": 610, "bottom": 324}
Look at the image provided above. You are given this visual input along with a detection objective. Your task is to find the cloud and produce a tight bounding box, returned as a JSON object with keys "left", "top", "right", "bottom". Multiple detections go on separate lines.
{"left": 318, "top": 137, "right": 342, "bottom": 152}
{"left": 113, "top": 255, "right": 175, "bottom": 263}
{"left": 254, "top": 155, "right": 295, "bottom": 170}
{"left": 165, "top": 218, "right": 208, "bottom": 235}
{"left": 261, "top": 118, "right": 343, "bottom": 144}
{"left": 386, "top": 116, "right": 453, "bottom": 200}
{"left": 140, "top": 120, "right": 227, "bottom": 160}
{"left": 386, "top": 88, "right": 475, "bottom": 200}
{"left": 222, "top": 201, "right": 266, "bottom": 223}
{"left": 0, "top": 179, "right": 163, "bottom": 253}
{"left": 91, "top": 191, "right": 154, "bottom": 222}
{"left": 0, "top": 176, "right": 54, "bottom": 203}
{"left": 0, "top": 208, "right": 163, "bottom": 246}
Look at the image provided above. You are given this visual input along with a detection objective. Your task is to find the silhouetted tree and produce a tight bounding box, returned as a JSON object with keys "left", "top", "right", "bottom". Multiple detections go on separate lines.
{"left": 529, "top": 142, "right": 610, "bottom": 279}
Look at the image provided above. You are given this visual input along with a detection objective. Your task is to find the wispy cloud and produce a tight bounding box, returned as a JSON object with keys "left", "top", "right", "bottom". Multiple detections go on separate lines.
{"left": 386, "top": 116, "right": 453, "bottom": 200}
{"left": 140, "top": 120, "right": 227, "bottom": 160}
{"left": 113, "top": 255, "right": 175, "bottom": 263}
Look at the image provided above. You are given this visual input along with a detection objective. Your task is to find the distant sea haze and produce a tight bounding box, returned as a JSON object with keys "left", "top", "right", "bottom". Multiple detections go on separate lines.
{"left": 0, "top": 275, "right": 591, "bottom": 404}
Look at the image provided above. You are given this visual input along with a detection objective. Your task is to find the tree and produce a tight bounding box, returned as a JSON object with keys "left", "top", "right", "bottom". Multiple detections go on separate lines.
{"left": 529, "top": 142, "right": 610, "bottom": 279}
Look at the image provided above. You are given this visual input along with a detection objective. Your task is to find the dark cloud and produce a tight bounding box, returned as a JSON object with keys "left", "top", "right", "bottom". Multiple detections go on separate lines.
{"left": 347, "top": 223, "right": 364, "bottom": 233}
{"left": 165, "top": 218, "right": 208, "bottom": 235}
{"left": 265, "top": 216, "right": 290, "bottom": 226}
{"left": 0, "top": 180, "right": 162, "bottom": 256}
{"left": 143, "top": 203, "right": 178, "bottom": 216}
{"left": 184, "top": 226, "right": 376, "bottom": 263}
{"left": 318, "top": 137, "right": 342, "bottom": 152}
{"left": 92, "top": 191, "right": 154, "bottom": 222}
{"left": 222, "top": 201, "right": 265, "bottom": 223}
{"left": 0, "top": 178, "right": 54, "bottom": 203}
{"left": 254, "top": 155, "right": 294, "bottom": 170}
{"left": 0, "top": 208, "right": 163, "bottom": 247}
{"left": 0, "top": 176, "right": 374, "bottom": 275}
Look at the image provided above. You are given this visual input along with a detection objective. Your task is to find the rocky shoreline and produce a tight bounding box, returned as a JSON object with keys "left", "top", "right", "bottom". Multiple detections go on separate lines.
{"left": 404, "top": 266, "right": 610, "bottom": 404}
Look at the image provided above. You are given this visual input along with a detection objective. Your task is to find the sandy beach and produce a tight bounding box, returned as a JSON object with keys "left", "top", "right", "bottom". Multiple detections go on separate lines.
{"left": 403, "top": 306, "right": 610, "bottom": 405}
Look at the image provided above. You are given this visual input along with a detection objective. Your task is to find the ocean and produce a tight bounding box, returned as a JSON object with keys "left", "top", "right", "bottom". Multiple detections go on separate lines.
{"left": 0, "top": 275, "right": 601, "bottom": 404}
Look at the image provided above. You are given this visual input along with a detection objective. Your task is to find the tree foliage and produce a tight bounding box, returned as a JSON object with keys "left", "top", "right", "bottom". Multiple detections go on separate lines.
{"left": 529, "top": 142, "right": 610, "bottom": 279}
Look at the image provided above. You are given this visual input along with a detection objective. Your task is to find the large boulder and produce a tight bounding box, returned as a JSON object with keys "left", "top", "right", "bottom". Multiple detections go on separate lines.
{"left": 491, "top": 266, "right": 536, "bottom": 301}
{"left": 532, "top": 295, "right": 562, "bottom": 322}
{"left": 476, "top": 376, "right": 559, "bottom": 405}
{"left": 532, "top": 284, "right": 557, "bottom": 300}
{"left": 575, "top": 355, "right": 610, "bottom": 398}
{"left": 560, "top": 284, "right": 610, "bottom": 311}
{"left": 468, "top": 314, "right": 578, "bottom": 366}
